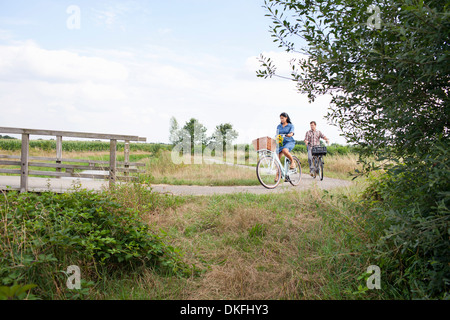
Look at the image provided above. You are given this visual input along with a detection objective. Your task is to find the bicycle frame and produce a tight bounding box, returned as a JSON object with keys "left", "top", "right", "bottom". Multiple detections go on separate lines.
{"left": 308, "top": 144, "right": 325, "bottom": 171}
{"left": 312, "top": 154, "right": 323, "bottom": 170}
{"left": 310, "top": 151, "right": 325, "bottom": 180}
{"left": 257, "top": 149, "right": 290, "bottom": 179}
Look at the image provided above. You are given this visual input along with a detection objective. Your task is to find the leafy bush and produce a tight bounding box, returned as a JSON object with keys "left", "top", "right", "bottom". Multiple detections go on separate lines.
{"left": 0, "top": 284, "right": 38, "bottom": 300}
{"left": 362, "top": 139, "right": 450, "bottom": 299}
{"left": 0, "top": 188, "right": 194, "bottom": 299}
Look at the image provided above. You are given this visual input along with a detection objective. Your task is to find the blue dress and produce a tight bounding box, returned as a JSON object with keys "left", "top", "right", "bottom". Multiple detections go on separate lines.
{"left": 276, "top": 123, "right": 295, "bottom": 153}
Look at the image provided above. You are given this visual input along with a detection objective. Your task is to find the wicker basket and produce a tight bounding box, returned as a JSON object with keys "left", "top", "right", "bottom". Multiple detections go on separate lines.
{"left": 311, "top": 146, "right": 327, "bottom": 156}
{"left": 252, "top": 136, "right": 277, "bottom": 152}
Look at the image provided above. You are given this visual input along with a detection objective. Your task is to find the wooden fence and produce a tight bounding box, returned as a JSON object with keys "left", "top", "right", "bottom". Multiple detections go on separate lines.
{"left": 0, "top": 127, "right": 147, "bottom": 193}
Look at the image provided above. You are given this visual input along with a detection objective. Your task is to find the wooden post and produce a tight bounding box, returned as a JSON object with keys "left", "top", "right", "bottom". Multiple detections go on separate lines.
{"left": 56, "top": 136, "right": 62, "bottom": 177}
{"left": 20, "top": 134, "right": 29, "bottom": 193}
{"left": 109, "top": 139, "right": 117, "bottom": 187}
{"left": 124, "top": 140, "right": 130, "bottom": 178}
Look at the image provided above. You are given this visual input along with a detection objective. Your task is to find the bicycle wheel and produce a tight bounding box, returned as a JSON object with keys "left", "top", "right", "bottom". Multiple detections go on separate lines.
{"left": 312, "top": 156, "right": 319, "bottom": 179}
{"left": 319, "top": 157, "right": 324, "bottom": 181}
{"left": 256, "top": 156, "right": 282, "bottom": 189}
{"left": 288, "top": 156, "right": 302, "bottom": 186}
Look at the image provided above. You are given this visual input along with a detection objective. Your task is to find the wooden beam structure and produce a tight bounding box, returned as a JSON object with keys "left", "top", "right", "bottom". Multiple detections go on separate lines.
{"left": 0, "top": 127, "right": 147, "bottom": 193}
{"left": 20, "top": 134, "right": 29, "bottom": 193}
{"left": 0, "top": 127, "right": 147, "bottom": 142}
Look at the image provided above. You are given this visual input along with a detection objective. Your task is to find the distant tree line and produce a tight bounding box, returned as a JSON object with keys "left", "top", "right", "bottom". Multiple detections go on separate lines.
{"left": 169, "top": 117, "right": 239, "bottom": 155}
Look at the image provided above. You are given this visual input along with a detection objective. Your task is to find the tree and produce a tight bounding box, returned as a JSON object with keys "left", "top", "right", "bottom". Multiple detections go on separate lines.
{"left": 258, "top": 0, "right": 449, "bottom": 299}
{"left": 258, "top": 0, "right": 449, "bottom": 161}
{"left": 169, "top": 117, "right": 180, "bottom": 145}
{"left": 182, "top": 118, "right": 208, "bottom": 148}
{"left": 169, "top": 117, "right": 208, "bottom": 148}
{"left": 209, "top": 123, "right": 239, "bottom": 154}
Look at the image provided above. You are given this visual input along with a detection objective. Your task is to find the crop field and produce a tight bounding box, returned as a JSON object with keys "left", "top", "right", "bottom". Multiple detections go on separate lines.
{"left": 0, "top": 138, "right": 169, "bottom": 153}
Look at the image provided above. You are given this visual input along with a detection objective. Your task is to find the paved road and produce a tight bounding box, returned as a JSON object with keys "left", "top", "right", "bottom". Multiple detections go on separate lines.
{"left": 0, "top": 175, "right": 353, "bottom": 196}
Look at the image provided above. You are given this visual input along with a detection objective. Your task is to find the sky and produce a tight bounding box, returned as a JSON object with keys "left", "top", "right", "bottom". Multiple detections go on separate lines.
{"left": 0, "top": 0, "right": 348, "bottom": 145}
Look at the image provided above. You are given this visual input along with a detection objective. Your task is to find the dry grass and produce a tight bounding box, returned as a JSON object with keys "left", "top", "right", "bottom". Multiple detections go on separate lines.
{"left": 143, "top": 150, "right": 362, "bottom": 185}
{"left": 0, "top": 145, "right": 379, "bottom": 300}
{"left": 142, "top": 151, "right": 258, "bottom": 186}
{"left": 292, "top": 152, "right": 362, "bottom": 180}
{"left": 1, "top": 148, "right": 362, "bottom": 185}
{"left": 149, "top": 163, "right": 256, "bottom": 185}
{"left": 131, "top": 186, "right": 356, "bottom": 300}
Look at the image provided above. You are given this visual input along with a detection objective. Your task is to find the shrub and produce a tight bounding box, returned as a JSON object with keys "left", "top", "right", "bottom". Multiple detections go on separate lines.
{"left": 362, "top": 139, "right": 450, "bottom": 299}
{"left": 0, "top": 188, "right": 194, "bottom": 299}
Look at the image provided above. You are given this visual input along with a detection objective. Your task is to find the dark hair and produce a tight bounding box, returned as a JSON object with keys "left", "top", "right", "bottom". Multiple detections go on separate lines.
{"left": 310, "top": 121, "right": 316, "bottom": 125}
{"left": 280, "top": 112, "right": 292, "bottom": 124}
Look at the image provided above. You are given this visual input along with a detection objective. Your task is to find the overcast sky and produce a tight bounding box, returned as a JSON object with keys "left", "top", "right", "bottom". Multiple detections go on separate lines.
{"left": 0, "top": 0, "right": 347, "bottom": 145}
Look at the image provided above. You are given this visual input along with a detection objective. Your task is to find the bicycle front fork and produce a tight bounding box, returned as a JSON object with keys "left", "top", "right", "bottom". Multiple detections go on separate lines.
{"left": 282, "top": 157, "right": 292, "bottom": 178}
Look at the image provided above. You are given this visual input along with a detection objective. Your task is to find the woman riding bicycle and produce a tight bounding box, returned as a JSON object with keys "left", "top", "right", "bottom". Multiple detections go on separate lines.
{"left": 276, "top": 112, "right": 296, "bottom": 170}
{"left": 255, "top": 113, "right": 302, "bottom": 188}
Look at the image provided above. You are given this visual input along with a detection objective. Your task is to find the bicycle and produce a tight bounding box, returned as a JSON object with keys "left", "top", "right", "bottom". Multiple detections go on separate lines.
{"left": 310, "top": 145, "right": 327, "bottom": 181}
{"left": 255, "top": 134, "right": 302, "bottom": 189}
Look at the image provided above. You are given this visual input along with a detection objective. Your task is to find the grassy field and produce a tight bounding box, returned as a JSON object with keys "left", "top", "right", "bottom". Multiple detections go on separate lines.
{"left": 141, "top": 150, "right": 362, "bottom": 186}
{"left": 125, "top": 183, "right": 378, "bottom": 300}
{"left": 1, "top": 144, "right": 362, "bottom": 184}
{"left": 1, "top": 179, "right": 388, "bottom": 300}
{"left": 1, "top": 142, "right": 387, "bottom": 300}
{"left": 101, "top": 181, "right": 382, "bottom": 300}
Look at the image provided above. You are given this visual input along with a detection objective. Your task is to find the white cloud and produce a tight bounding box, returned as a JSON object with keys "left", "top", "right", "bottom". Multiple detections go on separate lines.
{"left": 0, "top": 42, "right": 347, "bottom": 145}
{"left": 0, "top": 41, "right": 129, "bottom": 82}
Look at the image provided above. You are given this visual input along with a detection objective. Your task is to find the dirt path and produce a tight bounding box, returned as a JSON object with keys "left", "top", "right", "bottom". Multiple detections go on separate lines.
{"left": 0, "top": 174, "right": 352, "bottom": 195}
{"left": 150, "top": 174, "right": 352, "bottom": 196}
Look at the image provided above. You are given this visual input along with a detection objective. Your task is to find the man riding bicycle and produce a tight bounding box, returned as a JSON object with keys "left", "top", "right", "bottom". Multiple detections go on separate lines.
{"left": 304, "top": 121, "right": 330, "bottom": 177}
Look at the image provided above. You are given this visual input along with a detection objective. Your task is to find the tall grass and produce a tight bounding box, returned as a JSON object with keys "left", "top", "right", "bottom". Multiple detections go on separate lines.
{"left": 1, "top": 141, "right": 361, "bottom": 183}
{"left": 292, "top": 152, "right": 362, "bottom": 180}
{"left": 142, "top": 150, "right": 362, "bottom": 185}
{"left": 1, "top": 176, "right": 401, "bottom": 300}
{"left": 141, "top": 151, "right": 260, "bottom": 186}
{"left": 102, "top": 181, "right": 389, "bottom": 300}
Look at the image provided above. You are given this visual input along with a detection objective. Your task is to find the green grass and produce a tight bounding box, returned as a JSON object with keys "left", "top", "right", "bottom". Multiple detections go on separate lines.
{"left": 0, "top": 142, "right": 432, "bottom": 300}
{"left": 1, "top": 178, "right": 399, "bottom": 300}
